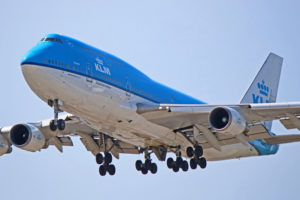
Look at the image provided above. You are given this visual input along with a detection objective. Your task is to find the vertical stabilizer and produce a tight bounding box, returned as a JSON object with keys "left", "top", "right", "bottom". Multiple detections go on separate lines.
{"left": 240, "top": 53, "right": 283, "bottom": 131}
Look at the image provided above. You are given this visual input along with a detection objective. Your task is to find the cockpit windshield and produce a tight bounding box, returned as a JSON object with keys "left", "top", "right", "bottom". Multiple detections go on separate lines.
{"left": 40, "top": 37, "right": 63, "bottom": 44}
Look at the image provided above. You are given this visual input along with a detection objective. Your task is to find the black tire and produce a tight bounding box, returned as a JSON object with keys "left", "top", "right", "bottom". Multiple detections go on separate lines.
{"left": 186, "top": 147, "right": 194, "bottom": 157}
{"left": 198, "top": 157, "right": 207, "bottom": 169}
{"left": 195, "top": 146, "right": 203, "bottom": 158}
{"left": 176, "top": 157, "right": 183, "bottom": 167}
{"left": 172, "top": 164, "right": 179, "bottom": 172}
{"left": 57, "top": 119, "right": 65, "bottom": 131}
{"left": 182, "top": 160, "right": 189, "bottom": 172}
{"left": 135, "top": 160, "right": 143, "bottom": 171}
{"left": 141, "top": 167, "right": 148, "bottom": 175}
{"left": 108, "top": 164, "right": 116, "bottom": 175}
{"left": 167, "top": 157, "right": 174, "bottom": 169}
{"left": 150, "top": 163, "right": 157, "bottom": 174}
{"left": 99, "top": 165, "right": 106, "bottom": 176}
{"left": 190, "top": 158, "right": 197, "bottom": 170}
{"left": 96, "top": 153, "right": 104, "bottom": 165}
{"left": 49, "top": 120, "right": 57, "bottom": 131}
{"left": 104, "top": 152, "right": 112, "bottom": 164}
{"left": 145, "top": 159, "right": 152, "bottom": 170}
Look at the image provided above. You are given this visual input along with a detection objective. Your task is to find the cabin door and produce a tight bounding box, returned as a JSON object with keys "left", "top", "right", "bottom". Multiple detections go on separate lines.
{"left": 86, "top": 62, "right": 93, "bottom": 88}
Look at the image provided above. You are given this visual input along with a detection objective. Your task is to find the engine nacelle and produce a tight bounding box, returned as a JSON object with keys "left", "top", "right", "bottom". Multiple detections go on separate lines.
{"left": 9, "top": 124, "right": 45, "bottom": 152}
{"left": 0, "top": 134, "right": 11, "bottom": 156}
{"left": 209, "top": 107, "right": 247, "bottom": 135}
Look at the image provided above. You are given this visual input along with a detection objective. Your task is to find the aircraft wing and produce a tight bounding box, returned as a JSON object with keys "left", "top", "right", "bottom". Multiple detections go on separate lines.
{"left": 0, "top": 115, "right": 140, "bottom": 158}
{"left": 137, "top": 102, "right": 300, "bottom": 129}
{"left": 137, "top": 102, "right": 300, "bottom": 150}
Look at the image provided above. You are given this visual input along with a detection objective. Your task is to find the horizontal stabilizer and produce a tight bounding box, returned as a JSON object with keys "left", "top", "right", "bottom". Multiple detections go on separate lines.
{"left": 264, "top": 134, "right": 300, "bottom": 145}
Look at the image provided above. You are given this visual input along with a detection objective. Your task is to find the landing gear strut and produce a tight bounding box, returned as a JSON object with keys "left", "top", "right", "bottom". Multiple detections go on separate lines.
{"left": 48, "top": 99, "right": 65, "bottom": 131}
{"left": 135, "top": 149, "right": 158, "bottom": 175}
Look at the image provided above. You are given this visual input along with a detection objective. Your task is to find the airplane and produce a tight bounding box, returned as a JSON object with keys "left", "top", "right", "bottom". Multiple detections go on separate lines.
{"left": 1, "top": 33, "right": 300, "bottom": 176}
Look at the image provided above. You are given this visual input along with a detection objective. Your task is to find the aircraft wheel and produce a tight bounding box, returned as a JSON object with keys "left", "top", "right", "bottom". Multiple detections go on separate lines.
{"left": 145, "top": 159, "right": 152, "bottom": 170}
{"left": 182, "top": 160, "right": 189, "bottom": 172}
{"left": 135, "top": 160, "right": 143, "bottom": 171}
{"left": 167, "top": 157, "right": 174, "bottom": 169}
{"left": 96, "top": 153, "right": 104, "bottom": 165}
{"left": 172, "top": 164, "right": 179, "bottom": 172}
{"left": 195, "top": 146, "right": 203, "bottom": 158}
{"left": 176, "top": 157, "right": 183, "bottom": 167}
{"left": 57, "top": 119, "right": 65, "bottom": 130}
{"left": 99, "top": 165, "right": 107, "bottom": 176}
{"left": 49, "top": 120, "right": 57, "bottom": 131}
{"left": 141, "top": 167, "right": 148, "bottom": 175}
{"left": 186, "top": 147, "right": 194, "bottom": 158}
{"left": 190, "top": 158, "right": 197, "bottom": 170}
{"left": 198, "top": 157, "right": 207, "bottom": 169}
{"left": 150, "top": 163, "right": 157, "bottom": 174}
{"left": 104, "top": 152, "right": 112, "bottom": 164}
{"left": 108, "top": 164, "right": 116, "bottom": 175}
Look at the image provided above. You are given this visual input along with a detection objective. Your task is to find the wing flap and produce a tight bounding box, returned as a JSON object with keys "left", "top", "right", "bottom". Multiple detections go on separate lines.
{"left": 185, "top": 124, "right": 270, "bottom": 150}
{"left": 48, "top": 136, "right": 73, "bottom": 152}
{"left": 80, "top": 135, "right": 139, "bottom": 157}
{"left": 280, "top": 115, "right": 300, "bottom": 130}
{"left": 264, "top": 135, "right": 300, "bottom": 145}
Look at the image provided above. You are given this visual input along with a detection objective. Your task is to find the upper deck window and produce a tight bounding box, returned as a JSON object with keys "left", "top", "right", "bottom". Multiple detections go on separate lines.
{"left": 40, "top": 37, "right": 63, "bottom": 44}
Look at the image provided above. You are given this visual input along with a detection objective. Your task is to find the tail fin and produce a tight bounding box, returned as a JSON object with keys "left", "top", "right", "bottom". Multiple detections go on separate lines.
{"left": 240, "top": 52, "right": 283, "bottom": 131}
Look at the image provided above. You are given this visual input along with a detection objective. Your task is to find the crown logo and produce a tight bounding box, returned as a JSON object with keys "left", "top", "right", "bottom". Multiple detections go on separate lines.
{"left": 257, "top": 80, "right": 269, "bottom": 97}
{"left": 96, "top": 57, "right": 103, "bottom": 65}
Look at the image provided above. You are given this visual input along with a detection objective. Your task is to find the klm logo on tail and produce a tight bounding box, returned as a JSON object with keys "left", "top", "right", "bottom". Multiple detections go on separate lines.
{"left": 252, "top": 80, "right": 270, "bottom": 103}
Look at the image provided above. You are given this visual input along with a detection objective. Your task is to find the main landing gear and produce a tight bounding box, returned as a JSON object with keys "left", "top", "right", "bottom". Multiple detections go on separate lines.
{"left": 166, "top": 149, "right": 189, "bottom": 172}
{"left": 135, "top": 150, "right": 158, "bottom": 175}
{"left": 48, "top": 99, "right": 66, "bottom": 131}
{"left": 96, "top": 152, "right": 116, "bottom": 176}
{"left": 95, "top": 134, "right": 116, "bottom": 176}
{"left": 186, "top": 145, "right": 207, "bottom": 169}
{"left": 167, "top": 156, "right": 189, "bottom": 172}
{"left": 166, "top": 145, "right": 207, "bottom": 172}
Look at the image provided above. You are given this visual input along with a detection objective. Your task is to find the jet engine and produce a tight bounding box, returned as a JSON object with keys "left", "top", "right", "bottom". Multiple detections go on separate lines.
{"left": 208, "top": 107, "right": 247, "bottom": 135}
{"left": 0, "top": 134, "right": 11, "bottom": 156}
{"left": 9, "top": 124, "right": 45, "bottom": 152}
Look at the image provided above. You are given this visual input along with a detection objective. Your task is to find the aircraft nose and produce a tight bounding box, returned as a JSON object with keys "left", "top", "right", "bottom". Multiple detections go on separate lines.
{"left": 21, "top": 51, "right": 39, "bottom": 66}
{"left": 20, "top": 45, "right": 45, "bottom": 66}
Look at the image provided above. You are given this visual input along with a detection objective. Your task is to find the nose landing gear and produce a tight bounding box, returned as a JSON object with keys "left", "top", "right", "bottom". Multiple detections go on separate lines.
{"left": 48, "top": 99, "right": 65, "bottom": 131}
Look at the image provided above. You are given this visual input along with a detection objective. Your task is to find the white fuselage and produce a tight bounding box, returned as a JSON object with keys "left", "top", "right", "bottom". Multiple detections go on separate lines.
{"left": 21, "top": 64, "right": 259, "bottom": 161}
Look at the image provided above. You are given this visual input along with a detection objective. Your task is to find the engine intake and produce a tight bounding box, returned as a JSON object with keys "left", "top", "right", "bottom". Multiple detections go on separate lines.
{"left": 9, "top": 124, "right": 45, "bottom": 152}
{"left": 209, "top": 107, "right": 246, "bottom": 135}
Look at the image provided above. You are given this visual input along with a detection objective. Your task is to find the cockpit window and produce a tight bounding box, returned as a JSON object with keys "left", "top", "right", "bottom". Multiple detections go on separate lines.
{"left": 40, "top": 37, "right": 63, "bottom": 44}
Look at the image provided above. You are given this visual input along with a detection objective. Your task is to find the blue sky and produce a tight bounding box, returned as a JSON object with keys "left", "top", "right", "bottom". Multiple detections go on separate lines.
{"left": 1, "top": 1, "right": 300, "bottom": 199}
